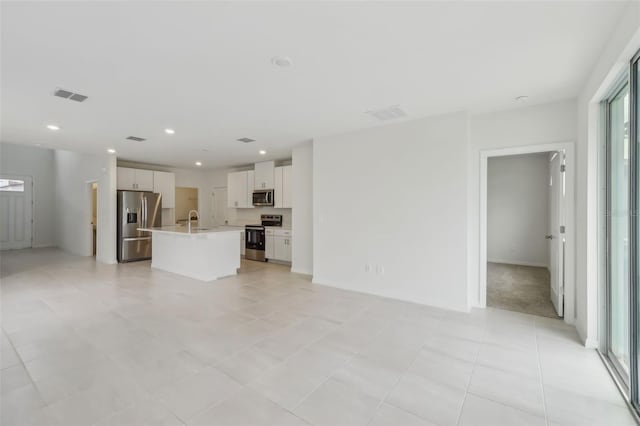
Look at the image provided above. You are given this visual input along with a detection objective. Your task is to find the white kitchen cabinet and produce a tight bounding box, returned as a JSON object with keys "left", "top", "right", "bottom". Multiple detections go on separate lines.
{"left": 265, "top": 229, "right": 275, "bottom": 259}
{"left": 266, "top": 229, "right": 291, "bottom": 263}
{"left": 153, "top": 171, "right": 175, "bottom": 208}
{"left": 136, "top": 169, "right": 154, "bottom": 191}
{"left": 117, "top": 167, "right": 136, "bottom": 190}
{"left": 274, "top": 165, "right": 292, "bottom": 208}
{"left": 240, "top": 230, "right": 246, "bottom": 256}
{"left": 274, "top": 236, "right": 292, "bottom": 262}
{"left": 254, "top": 161, "right": 275, "bottom": 190}
{"left": 117, "top": 167, "right": 154, "bottom": 191}
{"left": 227, "top": 170, "right": 254, "bottom": 208}
{"left": 246, "top": 170, "right": 255, "bottom": 208}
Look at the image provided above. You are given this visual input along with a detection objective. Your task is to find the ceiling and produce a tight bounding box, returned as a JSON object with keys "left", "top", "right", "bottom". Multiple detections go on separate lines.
{"left": 0, "top": 1, "right": 629, "bottom": 169}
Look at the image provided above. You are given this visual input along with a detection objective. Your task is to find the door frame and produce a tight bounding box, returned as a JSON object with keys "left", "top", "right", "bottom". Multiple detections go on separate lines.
{"left": 479, "top": 141, "right": 575, "bottom": 324}
{"left": 0, "top": 173, "right": 34, "bottom": 250}
{"left": 86, "top": 180, "right": 98, "bottom": 258}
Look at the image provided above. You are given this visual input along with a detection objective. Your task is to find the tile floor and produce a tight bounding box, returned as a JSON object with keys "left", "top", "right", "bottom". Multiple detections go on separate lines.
{"left": 0, "top": 248, "right": 635, "bottom": 426}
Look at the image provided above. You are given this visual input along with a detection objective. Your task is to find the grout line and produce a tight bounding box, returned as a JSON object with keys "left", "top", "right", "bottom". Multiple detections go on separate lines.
{"left": 453, "top": 319, "right": 486, "bottom": 426}
{"left": 534, "top": 320, "right": 551, "bottom": 426}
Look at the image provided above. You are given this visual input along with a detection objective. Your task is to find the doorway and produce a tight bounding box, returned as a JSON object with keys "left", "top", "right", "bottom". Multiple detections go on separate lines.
{"left": 0, "top": 175, "right": 33, "bottom": 250}
{"left": 486, "top": 152, "right": 563, "bottom": 318}
{"left": 175, "top": 187, "right": 198, "bottom": 225}
{"left": 91, "top": 182, "right": 97, "bottom": 256}
{"left": 211, "top": 187, "right": 228, "bottom": 226}
{"left": 479, "top": 141, "right": 575, "bottom": 322}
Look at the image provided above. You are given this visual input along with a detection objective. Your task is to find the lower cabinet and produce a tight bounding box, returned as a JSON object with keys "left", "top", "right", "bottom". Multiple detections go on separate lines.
{"left": 265, "top": 229, "right": 291, "bottom": 262}
{"left": 240, "top": 230, "right": 246, "bottom": 256}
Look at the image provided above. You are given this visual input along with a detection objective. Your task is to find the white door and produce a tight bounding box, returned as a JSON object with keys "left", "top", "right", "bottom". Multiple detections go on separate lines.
{"left": 548, "top": 151, "right": 565, "bottom": 317}
{"left": 211, "top": 188, "right": 228, "bottom": 225}
{"left": 0, "top": 175, "right": 33, "bottom": 250}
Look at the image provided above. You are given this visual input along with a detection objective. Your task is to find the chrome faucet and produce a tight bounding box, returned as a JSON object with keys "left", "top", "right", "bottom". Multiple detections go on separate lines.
{"left": 187, "top": 210, "right": 200, "bottom": 232}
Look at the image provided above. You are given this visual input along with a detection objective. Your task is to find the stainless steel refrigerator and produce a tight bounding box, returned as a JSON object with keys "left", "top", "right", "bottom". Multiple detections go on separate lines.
{"left": 117, "top": 190, "right": 162, "bottom": 263}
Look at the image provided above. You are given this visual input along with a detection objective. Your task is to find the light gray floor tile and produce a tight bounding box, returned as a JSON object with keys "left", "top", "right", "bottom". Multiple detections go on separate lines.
{"left": 152, "top": 367, "right": 242, "bottom": 420}
{"left": 0, "top": 249, "right": 635, "bottom": 426}
{"left": 293, "top": 378, "right": 380, "bottom": 426}
{"left": 386, "top": 373, "right": 466, "bottom": 426}
{"left": 459, "top": 393, "right": 546, "bottom": 426}
{"left": 468, "top": 365, "right": 545, "bottom": 416}
{"left": 369, "top": 403, "right": 437, "bottom": 426}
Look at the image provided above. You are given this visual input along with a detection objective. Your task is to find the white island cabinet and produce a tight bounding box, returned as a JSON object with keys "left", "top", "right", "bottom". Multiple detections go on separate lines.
{"left": 138, "top": 226, "right": 242, "bottom": 281}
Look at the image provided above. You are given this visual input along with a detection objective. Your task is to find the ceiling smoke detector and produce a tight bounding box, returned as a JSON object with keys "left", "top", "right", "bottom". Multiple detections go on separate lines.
{"left": 237, "top": 137, "right": 256, "bottom": 143}
{"left": 126, "top": 136, "right": 146, "bottom": 142}
{"left": 54, "top": 87, "right": 88, "bottom": 102}
{"left": 271, "top": 56, "right": 292, "bottom": 67}
{"left": 365, "top": 105, "right": 408, "bottom": 121}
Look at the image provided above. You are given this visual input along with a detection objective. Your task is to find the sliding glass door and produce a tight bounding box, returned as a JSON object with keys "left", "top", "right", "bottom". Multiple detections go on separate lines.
{"left": 606, "top": 81, "right": 630, "bottom": 384}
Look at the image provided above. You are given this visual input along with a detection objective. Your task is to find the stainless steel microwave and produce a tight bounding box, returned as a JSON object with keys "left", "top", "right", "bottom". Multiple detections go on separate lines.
{"left": 252, "top": 189, "right": 274, "bottom": 206}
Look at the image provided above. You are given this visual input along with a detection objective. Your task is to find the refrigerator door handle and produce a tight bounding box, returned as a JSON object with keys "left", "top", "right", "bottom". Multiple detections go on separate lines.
{"left": 123, "top": 236, "right": 151, "bottom": 242}
{"left": 142, "top": 197, "right": 147, "bottom": 228}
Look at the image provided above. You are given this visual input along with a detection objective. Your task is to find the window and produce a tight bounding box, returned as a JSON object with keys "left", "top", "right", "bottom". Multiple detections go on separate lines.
{"left": 605, "top": 82, "right": 630, "bottom": 382}
{"left": 0, "top": 179, "right": 24, "bottom": 192}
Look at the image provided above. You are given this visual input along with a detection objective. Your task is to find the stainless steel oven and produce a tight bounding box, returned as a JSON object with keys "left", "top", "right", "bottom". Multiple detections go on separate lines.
{"left": 245, "top": 225, "right": 265, "bottom": 261}
{"left": 252, "top": 189, "right": 274, "bottom": 207}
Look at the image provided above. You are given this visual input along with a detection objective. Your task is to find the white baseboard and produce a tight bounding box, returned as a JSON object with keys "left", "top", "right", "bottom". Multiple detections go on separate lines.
{"left": 291, "top": 267, "right": 312, "bottom": 276}
{"left": 487, "top": 258, "right": 549, "bottom": 269}
{"left": 32, "top": 243, "right": 55, "bottom": 249}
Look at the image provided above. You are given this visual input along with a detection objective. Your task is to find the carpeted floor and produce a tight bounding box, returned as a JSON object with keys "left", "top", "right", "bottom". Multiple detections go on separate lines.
{"left": 487, "top": 262, "right": 561, "bottom": 319}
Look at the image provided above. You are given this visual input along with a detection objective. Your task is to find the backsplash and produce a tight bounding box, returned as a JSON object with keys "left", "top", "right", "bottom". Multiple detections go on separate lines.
{"left": 227, "top": 207, "right": 292, "bottom": 227}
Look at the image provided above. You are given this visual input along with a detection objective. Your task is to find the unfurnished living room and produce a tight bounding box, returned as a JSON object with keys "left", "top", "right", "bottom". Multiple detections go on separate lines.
{"left": 1, "top": 1, "right": 639, "bottom": 425}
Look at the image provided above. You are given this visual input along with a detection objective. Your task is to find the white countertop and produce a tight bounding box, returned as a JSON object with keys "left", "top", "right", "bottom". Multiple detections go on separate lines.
{"left": 138, "top": 225, "right": 243, "bottom": 236}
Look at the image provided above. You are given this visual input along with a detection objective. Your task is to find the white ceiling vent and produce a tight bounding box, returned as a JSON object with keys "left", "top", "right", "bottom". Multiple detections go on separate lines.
{"left": 54, "top": 87, "right": 88, "bottom": 102}
{"left": 126, "top": 136, "right": 146, "bottom": 142}
{"left": 365, "top": 105, "right": 408, "bottom": 121}
{"left": 237, "top": 137, "right": 256, "bottom": 143}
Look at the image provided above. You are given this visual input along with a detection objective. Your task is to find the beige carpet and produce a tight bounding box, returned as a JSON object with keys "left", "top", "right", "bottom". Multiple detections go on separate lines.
{"left": 487, "top": 262, "right": 561, "bottom": 319}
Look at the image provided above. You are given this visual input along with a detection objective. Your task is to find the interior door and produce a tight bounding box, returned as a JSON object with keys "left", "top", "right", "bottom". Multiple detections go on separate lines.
{"left": 0, "top": 175, "right": 32, "bottom": 250}
{"left": 548, "top": 151, "right": 565, "bottom": 317}
{"left": 211, "top": 188, "right": 228, "bottom": 226}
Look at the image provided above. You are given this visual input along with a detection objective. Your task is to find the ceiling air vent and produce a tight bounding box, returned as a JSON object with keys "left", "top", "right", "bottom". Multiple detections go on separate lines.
{"left": 126, "top": 136, "right": 146, "bottom": 142}
{"left": 53, "top": 87, "right": 89, "bottom": 102}
{"left": 237, "top": 137, "right": 256, "bottom": 143}
{"left": 365, "top": 105, "right": 408, "bottom": 121}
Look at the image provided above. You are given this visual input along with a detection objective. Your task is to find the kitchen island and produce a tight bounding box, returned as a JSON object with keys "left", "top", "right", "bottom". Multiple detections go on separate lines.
{"left": 138, "top": 225, "right": 243, "bottom": 281}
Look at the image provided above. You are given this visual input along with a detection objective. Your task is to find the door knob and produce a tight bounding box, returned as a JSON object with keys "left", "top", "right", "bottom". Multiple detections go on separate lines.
{"left": 545, "top": 234, "right": 553, "bottom": 240}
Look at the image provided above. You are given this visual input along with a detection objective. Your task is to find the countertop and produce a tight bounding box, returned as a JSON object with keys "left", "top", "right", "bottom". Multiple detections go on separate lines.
{"left": 138, "top": 225, "right": 243, "bottom": 236}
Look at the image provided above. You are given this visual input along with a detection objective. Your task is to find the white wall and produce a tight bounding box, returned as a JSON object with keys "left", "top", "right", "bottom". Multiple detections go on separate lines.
{"left": 487, "top": 153, "right": 550, "bottom": 267}
{"left": 314, "top": 112, "right": 469, "bottom": 311}
{"left": 54, "top": 149, "right": 117, "bottom": 264}
{"left": 0, "top": 142, "right": 56, "bottom": 247}
{"left": 578, "top": 1, "right": 640, "bottom": 347}
{"left": 292, "top": 141, "right": 313, "bottom": 275}
{"left": 467, "top": 100, "right": 577, "bottom": 312}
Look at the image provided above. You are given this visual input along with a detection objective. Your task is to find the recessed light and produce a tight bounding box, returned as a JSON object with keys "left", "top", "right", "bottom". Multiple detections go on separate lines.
{"left": 107, "top": 148, "right": 116, "bottom": 154}
{"left": 259, "top": 150, "right": 266, "bottom": 155}
{"left": 271, "top": 56, "right": 292, "bottom": 67}
{"left": 46, "top": 124, "right": 60, "bottom": 131}
{"left": 165, "top": 128, "right": 175, "bottom": 135}
{"left": 515, "top": 95, "right": 529, "bottom": 102}
{"left": 195, "top": 161, "right": 202, "bottom": 167}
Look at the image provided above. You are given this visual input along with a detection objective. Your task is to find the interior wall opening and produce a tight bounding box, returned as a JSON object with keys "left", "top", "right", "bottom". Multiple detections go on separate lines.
{"left": 486, "top": 151, "right": 565, "bottom": 319}
{"left": 175, "top": 186, "right": 199, "bottom": 225}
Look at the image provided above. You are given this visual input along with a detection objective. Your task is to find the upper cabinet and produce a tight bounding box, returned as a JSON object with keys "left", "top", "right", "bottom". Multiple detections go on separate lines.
{"left": 254, "top": 161, "right": 275, "bottom": 190}
{"left": 274, "top": 165, "right": 292, "bottom": 208}
{"left": 227, "top": 170, "right": 254, "bottom": 208}
{"left": 153, "top": 171, "right": 175, "bottom": 208}
{"left": 117, "top": 167, "right": 154, "bottom": 191}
